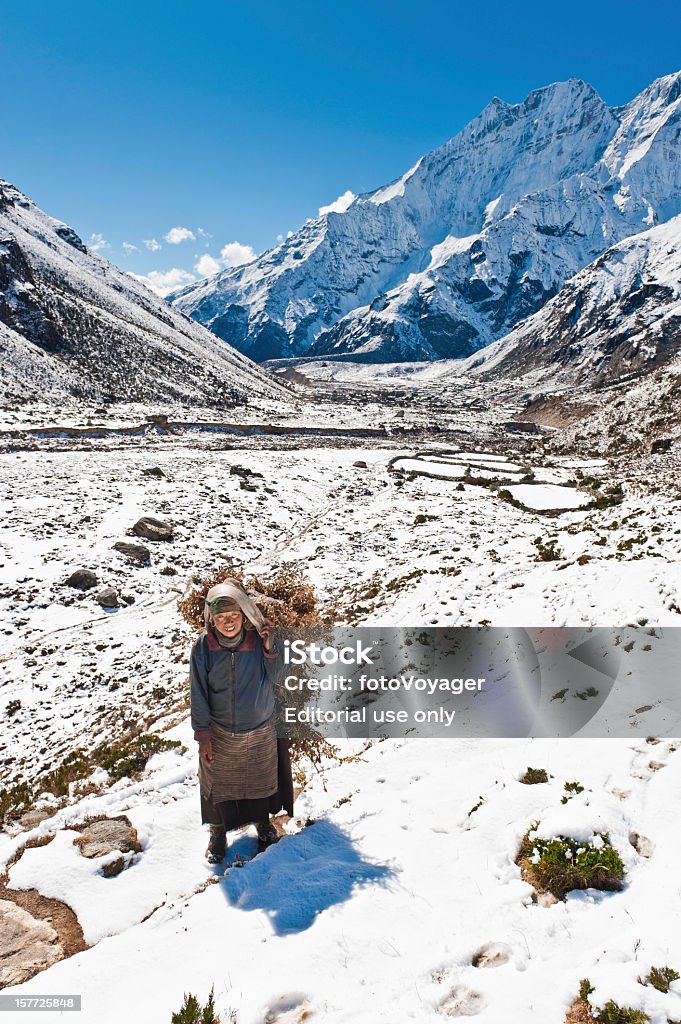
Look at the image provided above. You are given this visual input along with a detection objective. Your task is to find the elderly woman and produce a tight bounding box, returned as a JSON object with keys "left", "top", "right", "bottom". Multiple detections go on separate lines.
{"left": 189, "top": 579, "right": 293, "bottom": 863}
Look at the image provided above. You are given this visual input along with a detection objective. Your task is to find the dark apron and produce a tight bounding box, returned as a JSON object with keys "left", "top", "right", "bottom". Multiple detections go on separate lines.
{"left": 199, "top": 738, "right": 295, "bottom": 828}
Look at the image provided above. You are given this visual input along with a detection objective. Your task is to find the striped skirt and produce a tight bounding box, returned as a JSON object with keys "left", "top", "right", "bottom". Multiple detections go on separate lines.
{"left": 198, "top": 718, "right": 278, "bottom": 803}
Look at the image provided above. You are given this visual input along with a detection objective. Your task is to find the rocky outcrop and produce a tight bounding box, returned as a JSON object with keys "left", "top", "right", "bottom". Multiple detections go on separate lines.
{"left": 0, "top": 899, "right": 64, "bottom": 987}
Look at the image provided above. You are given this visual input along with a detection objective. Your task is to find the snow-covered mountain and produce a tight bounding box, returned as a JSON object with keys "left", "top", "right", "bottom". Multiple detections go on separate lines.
{"left": 172, "top": 72, "right": 681, "bottom": 363}
{"left": 464, "top": 212, "right": 681, "bottom": 382}
{"left": 0, "top": 180, "right": 288, "bottom": 405}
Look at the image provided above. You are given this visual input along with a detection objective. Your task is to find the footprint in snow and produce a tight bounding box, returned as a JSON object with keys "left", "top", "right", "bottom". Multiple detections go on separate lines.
{"left": 629, "top": 832, "right": 655, "bottom": 858}
{"left": 438, "top": 986, "right": 485, "bottom": 1017}
{"left": 263, "top": 994, "right": 313, "bottom": 1023}
{"left": 471, "top": 942, "right": 513, "bottom": 968}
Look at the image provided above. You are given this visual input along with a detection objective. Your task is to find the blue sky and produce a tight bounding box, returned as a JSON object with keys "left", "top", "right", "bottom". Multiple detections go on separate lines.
{"left": 2, "top": 0, "right": 680, "bottom": 294}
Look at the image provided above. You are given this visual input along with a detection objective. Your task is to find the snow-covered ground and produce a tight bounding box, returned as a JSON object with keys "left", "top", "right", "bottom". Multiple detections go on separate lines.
{"left": 1, "top": 379, "right": 680, "bottom": 1023}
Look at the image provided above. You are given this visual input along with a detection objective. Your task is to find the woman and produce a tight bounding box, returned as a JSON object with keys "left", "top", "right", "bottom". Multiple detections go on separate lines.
{"left": 189, "top": 579, "right": 294, "bottom": 863}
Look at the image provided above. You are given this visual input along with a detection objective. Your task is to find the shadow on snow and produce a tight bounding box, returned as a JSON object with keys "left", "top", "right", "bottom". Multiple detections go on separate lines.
{"left": 218, "top": 819, "right": 395, "bottom": 934}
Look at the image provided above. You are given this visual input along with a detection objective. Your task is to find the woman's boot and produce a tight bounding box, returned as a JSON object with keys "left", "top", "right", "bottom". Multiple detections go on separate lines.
{"left": 205, "top": 824, "right": 227, "bottom": 863}
{"left": 256, "top": 819, "right": 278, "bottom": 852}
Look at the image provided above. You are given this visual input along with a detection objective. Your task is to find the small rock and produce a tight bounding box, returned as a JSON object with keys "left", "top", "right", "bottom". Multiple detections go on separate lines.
{"left": 65, "top": 569, "right": 98, "bottom": 591}
{"left": 102, "top": 857, "right": 126, "bottom": 878}
{"left": 353, "top": 460, "right": 368, "bottom": 468}
{"left": 73, "top": 817, "right": 141, "bottom": 875}
{"left": 0, "top": 900, "right": 64, "bottom": 986}
{"left": 141, "top": 467, "right": 166, "bottom": 478}
{"left": 131, "top": 516, "right": 173, "bottom": 542}
{"left": 113, "top": 542, "right": 151, "bottom": 564}
{"left": 18, "top": 809, "right": 53, "bottom": 830}
{"left": 650, "top": 437, "right": 672, "bottom": 454}
{"left": 96, "top": 587, "right": 118, "bottom": 609}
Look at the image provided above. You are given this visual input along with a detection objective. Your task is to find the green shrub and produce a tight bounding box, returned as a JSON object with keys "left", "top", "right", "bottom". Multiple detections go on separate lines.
{"left": 517, "top": 831, "right": 625, "bottom": 900}
{"left": 569, "top": 981, "right": 650, "bottom": 1023}
{"left": 171, "top": 987, "right": 221, "bottom": 1024}
{"left": 596, "top": 1000, "right": 649, "bottom": 1023}
{"left": 561, "top": 781, "right": 585, "bottom": 804}
{"left": 579, "top": 979, "right": 594, "bottom": 1001}
{"left": 643, "top": 964, "right": 679, "bottom": 993}
{"left": 520, "top": 767, "right": 549, "bottom": 784}
{"left": 533, "top": 536, "right": 563, "bottom": 562}
{"left": 0, "top": 731, "right": 185, "bottom": 824}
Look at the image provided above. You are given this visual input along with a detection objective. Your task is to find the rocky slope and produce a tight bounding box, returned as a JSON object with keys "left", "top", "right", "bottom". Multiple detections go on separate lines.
{"left": 464, "top": 213, "right": 681, "bottom": 383}
{"left": 172, "top": 72, "right": 681, "bottom": 363}
{"left": 0, "top": 181, "right": 289, "bottom": 406}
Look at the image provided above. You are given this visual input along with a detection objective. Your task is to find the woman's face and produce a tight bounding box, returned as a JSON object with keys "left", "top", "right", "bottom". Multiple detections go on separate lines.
{"left": 213, "top": 610, "right": 244, "bottom": 637}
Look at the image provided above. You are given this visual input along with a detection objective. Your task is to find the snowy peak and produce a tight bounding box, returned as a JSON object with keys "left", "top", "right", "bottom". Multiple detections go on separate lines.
{"left": 172, "top": 71, "right": 681, "bottom": 364}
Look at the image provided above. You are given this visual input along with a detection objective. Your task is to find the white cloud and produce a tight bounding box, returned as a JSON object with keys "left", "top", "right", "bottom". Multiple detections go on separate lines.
{"left": 89, "top": 232, "right": 109, "bottom": 251}
{"left": 318, "top": 190, "right": 355, "bottom": 216}
{"left": 122, "top": 242, "right": 138, "bottom": 253}
{"left": 143, "top": 238, "right": 162, "bottom": 252}
{"left": 194, "top": 254, "right": 221, "bottom": 277}
{"left": 219, "top": 241, "right": 256, "bottom": 267}
{"left": 197, "top": 227, "right": 213, "bottom": 239}
{"left": 129, "top": 267, "right": 196, "bottom": 297}
{"left": 164, "top": 226, "right": 195, "bottom": 245}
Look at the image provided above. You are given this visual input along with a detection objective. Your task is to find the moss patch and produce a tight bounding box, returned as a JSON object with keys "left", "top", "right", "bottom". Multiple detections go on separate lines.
{"left": 517, "top": 831, "right": 625, "bottom": 900}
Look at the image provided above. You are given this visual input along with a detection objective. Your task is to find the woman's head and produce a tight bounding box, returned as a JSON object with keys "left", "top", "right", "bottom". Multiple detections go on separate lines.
{"left": 203, "top": 581, "right": 266, "bottom": 635}
{"left": 207, "top": 596, "right": 244, "bottom": 637}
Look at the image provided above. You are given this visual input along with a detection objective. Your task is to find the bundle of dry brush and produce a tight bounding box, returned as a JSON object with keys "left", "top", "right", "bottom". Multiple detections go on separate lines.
{"left": 178, "top": 562, "right": 341, "bottom": 780}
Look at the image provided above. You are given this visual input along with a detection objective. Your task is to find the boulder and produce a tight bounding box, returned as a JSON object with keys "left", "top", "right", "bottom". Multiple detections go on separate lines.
{"left": 112, "top": 541, "right": 151, "bottom": 564}
{"left": 73, "top": 816, "right": 141, "bottom": 877}
{"left": 141, "top": 466, "right": 166, "bottom": 478}
{"left": 0, "top": 900, "right": 64, "bottom": 987}
{"left": 651, "top": 437, "right": 672, "bottom": 454}
{"left": 131, "top": 516, "right": 173, "bottom": 541}
{"left": 65, "top": 569, "right": 98, "bottom": 591}
{"left": 96, "top": 587, "right": 118, "bottom": 609}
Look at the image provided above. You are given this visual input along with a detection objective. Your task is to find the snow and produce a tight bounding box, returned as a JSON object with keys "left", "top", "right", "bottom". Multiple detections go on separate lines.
{"left": 3, "top": 736, "right": 681, "bottom": 1024}
{"left": 506, "top": 484, "right": 592, "bottom": 510}
{"left": 0, "top": 385, "right": 680, "bottom": 1024}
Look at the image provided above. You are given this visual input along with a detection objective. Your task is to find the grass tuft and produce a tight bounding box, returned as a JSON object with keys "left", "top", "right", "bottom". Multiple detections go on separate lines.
{"left": 520, "top": 767, "right": 549, "bottom": 785}
{"left": 517, "top": 831, "right": 625, "bottom": 900}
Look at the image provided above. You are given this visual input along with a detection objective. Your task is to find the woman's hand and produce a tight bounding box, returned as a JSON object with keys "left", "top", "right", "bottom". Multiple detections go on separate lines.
{"left": 199, "top": 737, "right": 213, "bottom": 765}
{"left": 260, "top": 626, "right": 274, "bottom": 652}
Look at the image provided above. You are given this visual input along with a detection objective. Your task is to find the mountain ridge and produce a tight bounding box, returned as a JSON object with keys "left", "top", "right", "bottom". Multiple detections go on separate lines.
{"left": 0, "top": 180, "right": 288, "bottom": 406}
{"left": 172, "top": 71, "right": 681, "bottom": 365}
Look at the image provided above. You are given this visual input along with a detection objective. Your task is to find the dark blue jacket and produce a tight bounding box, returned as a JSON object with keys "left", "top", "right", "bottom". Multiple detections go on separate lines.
{"left": 190, "top": 626, "right": 284, "bottom": 738}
